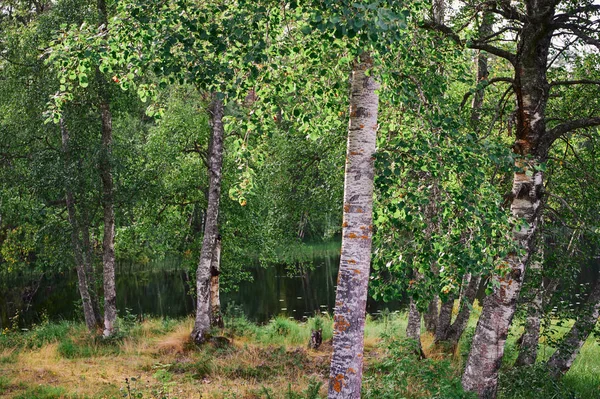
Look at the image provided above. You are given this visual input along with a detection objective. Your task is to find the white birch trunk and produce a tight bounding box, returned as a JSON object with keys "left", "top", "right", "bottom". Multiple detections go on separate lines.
{"left": 328, "top": 54, "right": 379, "bottom": 399}
{"left": 191, "top": 95, "right": 225, "bottom": 344}
{"left": 96, "top": 0, "right": 117, "bottom": 338}
{"left": 406, "top": 299, "right": 424, "bottom": 357}
{"left": 209, "top": 236, "right": 223, "bottom": 328}
{"left": 462, "top": 5, "right": 554, "bottom": 396}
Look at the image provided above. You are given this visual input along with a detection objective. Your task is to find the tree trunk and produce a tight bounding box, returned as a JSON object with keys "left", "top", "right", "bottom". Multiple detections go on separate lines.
{"left": 81, "top": 209, "right": 103, "bottom": 327}
{"left": 547, "top": 280, "right": 600, "bottom": 377}
{"left": 462, "top": 6, "right": 554, "bottom": 396}
{"left": 406, "top": 299, "right": 425, "bottom": 358}
{"left": 95, "top": 0, "right": 117, "bottom": 338}
{"left": 471, "top": 12, "right": 493, "bottom": 126}
{"left": 60, "top": 118, "right": 97, "bottom": 332}
{"left": 328, "top": 54, "right": 379, "bottom": 399}
{"left": 434, "top": 295, "right": 454, "bottom": 343}
{"left": 191, "top": 94, "right": 225, "bottom": 344}
{"left": 423, "top": 296, "right": 438, "bottom": 334}
{"left": 446, "top": 273, "right": 480, "bottom": 344}
{"left": 515, "top": 255, "right": 558, "bottom": 367}
{"left": 209, "top": 235, "right": 223, "bottom": 328}
{"left": 432, "top": 0, "right": 445, "bottom": 24}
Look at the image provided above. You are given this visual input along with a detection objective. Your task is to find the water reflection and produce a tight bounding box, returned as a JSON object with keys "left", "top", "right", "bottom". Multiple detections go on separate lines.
{"left": 0, "top": 254, "right": 401, "bottom": 328}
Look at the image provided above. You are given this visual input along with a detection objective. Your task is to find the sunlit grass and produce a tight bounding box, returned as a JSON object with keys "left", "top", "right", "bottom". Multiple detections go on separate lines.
{"left": 0, "top": 310, "right": 597, "bottom": 398}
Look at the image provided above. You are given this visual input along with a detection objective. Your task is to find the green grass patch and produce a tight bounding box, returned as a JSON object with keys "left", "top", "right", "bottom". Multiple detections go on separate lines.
{"left": 12, "top": 385, "right": 74, "bottom": 399}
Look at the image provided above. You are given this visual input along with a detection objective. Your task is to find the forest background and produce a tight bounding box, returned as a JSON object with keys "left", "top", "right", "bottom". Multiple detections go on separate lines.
{"left": 1, "top": 0, "right": 600, "bottom": 398}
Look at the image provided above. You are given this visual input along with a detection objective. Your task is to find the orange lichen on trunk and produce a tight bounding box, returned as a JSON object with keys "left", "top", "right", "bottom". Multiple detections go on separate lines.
{"left": 332, "top": 374, "right": 345, "bottom": 393}
{"left": 334, "top": 315, "right": 351, "bottom": 332}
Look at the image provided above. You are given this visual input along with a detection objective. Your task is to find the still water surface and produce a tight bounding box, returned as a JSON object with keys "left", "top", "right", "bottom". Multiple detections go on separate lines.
{"left": 0, "top": 254, "right": 402, "bottom": 329}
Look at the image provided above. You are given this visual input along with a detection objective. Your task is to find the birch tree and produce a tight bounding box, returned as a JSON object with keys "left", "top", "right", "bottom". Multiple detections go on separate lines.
{"left": 423, "top": 2, "right": 600, "bottom": 397}
{"left": 328, "top": 53, "right": 379, "bottom": 398}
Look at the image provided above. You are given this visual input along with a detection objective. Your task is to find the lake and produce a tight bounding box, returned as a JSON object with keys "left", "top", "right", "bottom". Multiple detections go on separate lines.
{"left": 0, "top": 252, "right": 402, "bottom": 329}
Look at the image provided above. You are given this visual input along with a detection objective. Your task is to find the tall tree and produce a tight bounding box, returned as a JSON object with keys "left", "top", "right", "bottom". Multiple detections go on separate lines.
{"left": 95, "top": 0, "right": 117, "bottom": 337}
{"left": 191, "top": 95, "right": 225, "bottom": 343}
{"left": 438, "top": 2, "right": 600, "bottom": 397}
{"left": 60, "top": 117, "right": 98, "bottom": 331}
{"left": 328, "top": 53, "right": 379, "bottom": 399}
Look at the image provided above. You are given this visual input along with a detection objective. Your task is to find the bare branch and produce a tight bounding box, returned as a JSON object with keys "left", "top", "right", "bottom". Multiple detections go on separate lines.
{"left": 460, "top": 77, "right": 514, "bottom": 109}
{"left": 543, "top": 117, "right": 600, "bottom": 148}
{"left": 550, "top": 79, "right": 600, "bottom": 88}
{"left": 554, "top": 23, "right": 600, "bottom": 50}
{"left": 468, "top": 41, "right": 516, "bottom": 65}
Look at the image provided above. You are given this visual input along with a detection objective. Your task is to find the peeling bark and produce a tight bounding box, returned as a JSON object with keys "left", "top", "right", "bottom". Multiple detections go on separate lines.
{"left": 191, "top": 95, "right": 225, "bottom": 344}
{"left": 462, "top": 3, "right": 554, "bottom": 397}
{"left": 209, "top": 236, "right": 223, "bottom": 328}
{"left": 328, "top": 54, "right": 379, "bottom": 399}
{"left": 60, "top": 118, "right": 97, "bottom": 332}
{"left": 547, "top": 280, "right": 600, "bottom": 377}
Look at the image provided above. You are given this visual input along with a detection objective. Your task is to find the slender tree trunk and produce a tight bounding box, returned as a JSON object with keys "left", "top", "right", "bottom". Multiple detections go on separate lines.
{"left": 514, "top": 252, "right": 558, "bottom": 367}
{"left": 462, "top": 6, "right": 554, "bottom": 396}
{"left": 434, "top": 295, "right": 454, "bottom": 343}
{"left": 191, "top": 94, "right": 225, "bottom": 344}
{"left": 60, "top": 118, "right": 97, "bottom": 332}
{"left": 95, "top": 0, "right": 117, "bottom": 338}
{"left": 423, "top": 296, "right": 438, "bottom": 334}
{"left": 446, "top": 273, "right": 480, "bottom": 344}
{"left": 209, "top": 235, "right": 223, "bottom": 328}
{"left": 81, "top": 210, "right": 103, "bottom": 327}
{"left": 406, "top": 299, "right": 425, "bottom": 358}
{"left": 471, "top": 12, "right": 493, "bottom": 127}
{"left": 547, "top": 280, "right": 600, "bottom": 377}
{"left": 328, "top": 54, "right": 379, "bottom": 399}
{"left": 432, "top": 0, "right": 445, "bottom": 25}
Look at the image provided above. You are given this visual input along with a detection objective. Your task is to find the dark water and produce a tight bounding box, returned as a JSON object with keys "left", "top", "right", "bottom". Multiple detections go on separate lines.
{"left": 0, "top": 255, "right": 402, "bottom": 329}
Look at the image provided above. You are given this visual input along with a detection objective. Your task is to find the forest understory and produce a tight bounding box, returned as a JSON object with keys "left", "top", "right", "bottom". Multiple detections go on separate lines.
{"left": 1, "top": 310, "right": 598, "bottom": 399}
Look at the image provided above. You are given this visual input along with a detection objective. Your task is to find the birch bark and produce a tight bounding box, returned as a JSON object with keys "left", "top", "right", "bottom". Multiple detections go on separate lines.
{"left": 406, "top": 299, "right": 424, "bottom": 357}
{"left": 191, "top": 95, "right": 225, "bottom": 344}
{"left": 96, "top": 0, "right": 117, "bottom": 338}
{"left": 328, "top": 54, "right": 379, "bottom": 399}
{"left": 462, "top": 4, "right": 554, "bottom": 396}
{"left": 210, "top": 236, "right": 223, "bottom": 328}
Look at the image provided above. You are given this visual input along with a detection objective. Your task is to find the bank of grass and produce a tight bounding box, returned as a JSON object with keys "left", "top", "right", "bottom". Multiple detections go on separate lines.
{"left": 0, "top": 309, "right": 598, "bottom": 399}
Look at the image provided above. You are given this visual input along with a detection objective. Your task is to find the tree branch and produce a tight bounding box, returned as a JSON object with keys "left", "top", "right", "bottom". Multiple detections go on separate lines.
{"left": 460, "top": 77, "right": 514, "bottom": 109}
{"left": 468, "top": 41, "right": 516, "bottom": 65}
{"left": 544, "top": 117, "right": 600, "bottom": 148}
{"left": 553, "top": 23, "right": 600, "bottom": 51}
{"left": 550, "top": 79, "right": 600, "bottom": 88}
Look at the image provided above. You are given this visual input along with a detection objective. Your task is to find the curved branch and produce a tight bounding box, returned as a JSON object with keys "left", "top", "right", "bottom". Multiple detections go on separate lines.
{"left": 550, "top": 79, "right": 600, "bottom": 88}
{"left": 545, "top": 117, "right": 600, "bottom": 146}
{"left": 468, "top": 41, "right": 516, "bottom": 65}
{"left": 460, "top": 77, "right": 514, "bottom": 109}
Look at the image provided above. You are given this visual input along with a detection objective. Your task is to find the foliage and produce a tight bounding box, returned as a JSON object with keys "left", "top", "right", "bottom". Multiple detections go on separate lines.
{"left": 363, "top": 337, "right": 476, "bottom": 399}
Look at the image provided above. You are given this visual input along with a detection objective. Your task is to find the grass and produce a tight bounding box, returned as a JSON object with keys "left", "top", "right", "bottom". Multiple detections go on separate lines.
{"left": 0, "top": 308, "right": 597, "bottom": 399}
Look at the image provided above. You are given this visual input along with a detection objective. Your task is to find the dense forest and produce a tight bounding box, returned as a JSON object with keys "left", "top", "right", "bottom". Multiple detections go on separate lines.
{"left": 1, "top": 0, "right": 600, "bottom": 398}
